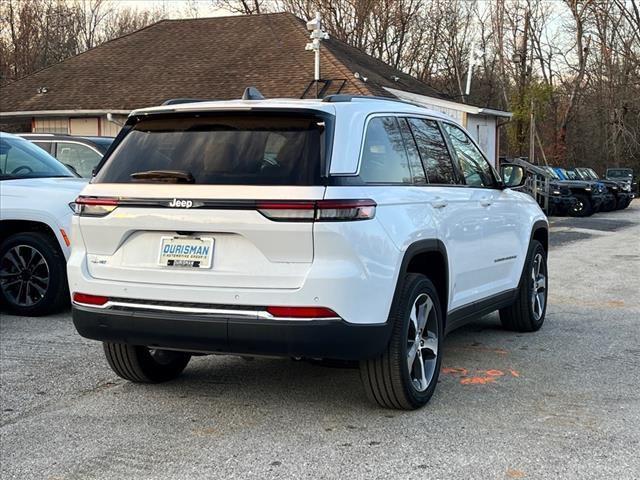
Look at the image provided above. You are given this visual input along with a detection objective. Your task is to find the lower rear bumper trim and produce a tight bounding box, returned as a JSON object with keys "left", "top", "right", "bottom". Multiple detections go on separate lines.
{"left": 72, "top": 305, "right": 392, "bottom": 361}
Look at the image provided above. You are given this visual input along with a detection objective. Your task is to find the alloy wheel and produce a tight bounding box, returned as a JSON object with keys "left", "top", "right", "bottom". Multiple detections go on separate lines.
{"left": 531, "top": 253, "right": 547, "bottom": 321}
{"left": 406, "top": 293, "right": 439, "bottom": 392}
{"left": 0, "top": 245, "right": 50, "bottom": 307}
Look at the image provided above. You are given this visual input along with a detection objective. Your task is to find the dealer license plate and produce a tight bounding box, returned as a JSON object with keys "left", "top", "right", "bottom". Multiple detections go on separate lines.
{"left": 158, "top": 236, "right": 214, "bottom": 268}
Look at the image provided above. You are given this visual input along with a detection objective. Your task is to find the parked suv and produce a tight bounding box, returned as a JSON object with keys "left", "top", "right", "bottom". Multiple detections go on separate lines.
{"left": 572, "top": 167, "right": 633, "bottom": 210}
{"left": 545, "top": 166, "right": 607, "bottom": 216}
{"left": 19, "top": 134, "right": 114, "bottom": 178}
{"left": 1, "top": 132, "right": 86, "bottom": 316}
{"left": 605, "top": 168, "right": 637, "bottom": 197}
{"left": 68, "top": 95, "right": 548, "bottom": 409}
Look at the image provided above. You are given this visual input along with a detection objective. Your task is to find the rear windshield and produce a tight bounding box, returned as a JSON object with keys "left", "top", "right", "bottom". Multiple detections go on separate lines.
{"left": 95, "top": 112, "right": 329, "bottom": 185}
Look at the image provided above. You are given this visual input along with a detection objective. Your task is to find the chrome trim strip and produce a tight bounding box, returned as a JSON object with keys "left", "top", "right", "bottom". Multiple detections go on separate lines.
{"left": 72, "top": 300, "right": 340, "bottom": 322}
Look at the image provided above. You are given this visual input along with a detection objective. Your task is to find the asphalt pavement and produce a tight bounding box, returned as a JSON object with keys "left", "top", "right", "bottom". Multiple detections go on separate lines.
{"left": 1, "top": 202, "right": 639, "bottom": 480}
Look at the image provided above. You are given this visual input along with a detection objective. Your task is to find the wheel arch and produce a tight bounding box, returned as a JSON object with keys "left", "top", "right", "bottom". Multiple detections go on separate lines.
{"left": 393, "top": 239, "right": 449, "bottom": 327}
{"left": 530, "top": 220, "right": 549, "bottom": 254}
{"left": 0, "top": 220, "right": 64, "bottom": 253}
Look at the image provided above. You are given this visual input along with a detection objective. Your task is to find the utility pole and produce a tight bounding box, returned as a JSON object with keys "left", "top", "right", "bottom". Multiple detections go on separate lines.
{"left": 464, "top": 42, "right": 484, "bottom": 103}
{"left": 529, "top": 97, "right": 535, "bottom": 164}
{"left": 513, "top": 8, "right": 530, "bottom": 156}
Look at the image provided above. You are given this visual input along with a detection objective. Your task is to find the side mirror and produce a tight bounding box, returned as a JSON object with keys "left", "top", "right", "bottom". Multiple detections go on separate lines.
{"left": 500, "top": 164, "right": 526, "bottom": 188}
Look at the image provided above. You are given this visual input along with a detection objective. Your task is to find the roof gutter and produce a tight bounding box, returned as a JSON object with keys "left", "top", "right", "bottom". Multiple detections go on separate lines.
{"left": 0, "top": 109, "right": 131, "bottom": 119}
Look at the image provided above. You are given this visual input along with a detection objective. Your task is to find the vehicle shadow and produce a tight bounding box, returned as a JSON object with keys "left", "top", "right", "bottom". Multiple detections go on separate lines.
{"left": 116, "top": 312, "right": 522, "bottom": 413}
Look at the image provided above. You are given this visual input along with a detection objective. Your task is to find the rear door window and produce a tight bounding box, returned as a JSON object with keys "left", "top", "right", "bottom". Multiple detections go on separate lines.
{"left": 56, "top": 142, "right": 102, "bottom": 177}
{"left": 442, "top": 123, "right": 496, "bottom": 188}
{"left": 359, "top": 116, "right": 412, "bottom": 184}
{"left": 95, "top": 112, "right": 328, "bottom": 185}
{"left": 406, "top": 118, "right": 458, "bottom": 184}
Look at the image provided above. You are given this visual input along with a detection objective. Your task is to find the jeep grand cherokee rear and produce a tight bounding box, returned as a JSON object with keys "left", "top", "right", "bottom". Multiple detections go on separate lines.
{"left": 69, "top": 97, "right": 548, "bottom": 410}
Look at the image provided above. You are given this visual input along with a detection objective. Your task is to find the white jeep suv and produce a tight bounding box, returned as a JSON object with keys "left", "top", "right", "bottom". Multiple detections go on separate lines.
{"left": 68, "top": 95, "right": 548, "bottom": 409}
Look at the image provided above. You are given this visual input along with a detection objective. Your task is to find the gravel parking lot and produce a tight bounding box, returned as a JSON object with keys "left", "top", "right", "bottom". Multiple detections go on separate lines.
{"left": 1, "top": 202, "right": 639, "bottom": 480}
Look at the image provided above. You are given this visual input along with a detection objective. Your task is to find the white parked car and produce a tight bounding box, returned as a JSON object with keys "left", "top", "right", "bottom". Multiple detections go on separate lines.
{"left": 0, "top": 132, "right": 87, "bottom": 316}
{"left": 68, "top": 95, "right": 548, "bottom": 409}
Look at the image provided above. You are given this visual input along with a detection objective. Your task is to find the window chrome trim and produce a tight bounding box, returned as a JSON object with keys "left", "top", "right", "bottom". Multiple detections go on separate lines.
{"left": 26, "top": 139, "right": 103, "bottom": 157}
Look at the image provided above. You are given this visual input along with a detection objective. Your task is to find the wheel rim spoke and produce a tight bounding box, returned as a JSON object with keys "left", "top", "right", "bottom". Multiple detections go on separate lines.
{"left": 406, "top": 293, "right": 439, "bottom": 393}
{"left": 407, "top": 341, "right": 419, "bottom": 376}
{"left": 530, "top": 253, "right": 547, "bottom": 321}
{"left": 415, "top": 352, "right": 428, "bottom": 390}
{"left": 422, "top": 332, "right": 438, "bottom": 357}
{"left": 28, "top": 280, "right": 46, "bottom": 297}
{"left": 5, "top": 250, "right": 22, "bottom": 271}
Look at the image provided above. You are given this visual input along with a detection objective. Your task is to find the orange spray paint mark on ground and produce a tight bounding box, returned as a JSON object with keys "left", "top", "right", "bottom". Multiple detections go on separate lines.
{"left": 460, "top": 376, "right": 497, "bottom": 385}
{"left": 441, "top": 367, "right": 468, "bottom": 376}
{"left": 506, "top": 468, "right": 526, "bottom": 478}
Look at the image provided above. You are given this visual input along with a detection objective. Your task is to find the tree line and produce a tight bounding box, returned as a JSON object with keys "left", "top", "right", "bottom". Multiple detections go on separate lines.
{"left": 2, "top": 0, "right": 639, "bottom": 172}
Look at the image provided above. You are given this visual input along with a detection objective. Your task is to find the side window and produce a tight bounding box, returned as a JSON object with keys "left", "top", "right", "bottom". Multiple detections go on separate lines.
{"left": 442, "top": 123, "right": 496, "bottom": 188}
{"left": 359, "top": 116, "right": 412, "bottom": 184}
{"left": 398, "top": 118, "right": 427, "bottom": 184}
{"left": 56, "top": 142, "right": 102, "bottom": 178}
{"left": 33, "top": 142, "right": 52, "bottom": 154}
{"left": 407, "top": 118, "right": 458, "bottom": 184}
{"left": 3, "top": 145, "right": 46, "bottom": 173}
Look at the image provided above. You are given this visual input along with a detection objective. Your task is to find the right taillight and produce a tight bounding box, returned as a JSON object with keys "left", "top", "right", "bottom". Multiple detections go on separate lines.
{"left": 74, "top": 196, "right": 119, "bottom": 217}
{"left": 315, "top": 199, "right": 376, "bottom": 221}
{"left": 256, "top": 199, "right": 376, "bottom": 222}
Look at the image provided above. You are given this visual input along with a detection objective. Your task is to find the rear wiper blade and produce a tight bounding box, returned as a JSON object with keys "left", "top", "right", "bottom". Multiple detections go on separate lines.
{"left": 130, "top": 170, "right": 195, "bottom": 184}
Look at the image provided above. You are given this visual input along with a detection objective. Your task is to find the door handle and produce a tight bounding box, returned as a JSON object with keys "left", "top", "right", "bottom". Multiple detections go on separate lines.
{"left": 480, "top": 196, "right": 493, "bottom": 207}
{"left": 431, "top": 197, "right": 448, "bottom": 209}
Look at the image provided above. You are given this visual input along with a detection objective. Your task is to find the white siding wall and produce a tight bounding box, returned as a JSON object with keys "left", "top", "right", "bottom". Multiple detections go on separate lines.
{"left": 33, "top": 118, "right": 69, "bottom": 134}
{"left": 466, "top": 114, "right": 498, "bottom": 166}
{"left": 101, "top": 115, "right": 126, "bottom": 137}
{"left": 32, "top": 115, "right": 126, "bottom": 137}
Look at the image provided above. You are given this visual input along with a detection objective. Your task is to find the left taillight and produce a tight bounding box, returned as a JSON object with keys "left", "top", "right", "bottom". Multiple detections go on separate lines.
{"left": 74, "top": 196, "right": 119, "bottom": 217}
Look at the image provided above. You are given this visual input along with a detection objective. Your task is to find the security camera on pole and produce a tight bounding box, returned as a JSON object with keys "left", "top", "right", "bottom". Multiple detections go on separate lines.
{"left": 305, "top": 12, "right": 329, "bottom": 97}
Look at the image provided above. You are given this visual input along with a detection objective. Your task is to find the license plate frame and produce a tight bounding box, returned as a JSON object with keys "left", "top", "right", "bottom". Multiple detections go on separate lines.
{"left": 158, "top": 236, "right": 214, "bottom": 269}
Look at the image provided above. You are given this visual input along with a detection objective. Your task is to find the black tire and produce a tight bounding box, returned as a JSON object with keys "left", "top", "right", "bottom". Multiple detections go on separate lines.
{"left": 616, "top": 196, "right": 630, "bottom": 210}
{"left": 360, "top": 274, "right": 443, "bottom": 410}
{"left": 103, "top": 343, "right": 191, "bottom": 383}
{"left": 0, "top": 232, "right": 69, "bottom": 316}
{"left": 569, "top": 193, "right": 593, "bottom": 217}
{"left": 499, "top": 240, "right": 547, "bottom": 332}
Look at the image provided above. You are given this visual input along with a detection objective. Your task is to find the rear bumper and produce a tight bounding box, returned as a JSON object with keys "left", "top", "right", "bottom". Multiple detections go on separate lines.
{"left": 72, "top": 305, "right": 392, "bottom": 361}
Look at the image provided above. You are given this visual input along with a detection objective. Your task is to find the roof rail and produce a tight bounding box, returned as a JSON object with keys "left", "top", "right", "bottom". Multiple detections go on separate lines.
{"left": 322, "top": 94, "right": 424, "bottom": 109}
{"left": 18, "top": 133, "right": 64, "bottom": 137}
{"left": 161, "top": 98, "right": 209, "bottom": 106}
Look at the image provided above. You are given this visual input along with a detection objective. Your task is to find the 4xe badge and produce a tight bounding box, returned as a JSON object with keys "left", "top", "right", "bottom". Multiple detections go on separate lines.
{"left": 168, "top": 198, "right": 193, "bottom": 208}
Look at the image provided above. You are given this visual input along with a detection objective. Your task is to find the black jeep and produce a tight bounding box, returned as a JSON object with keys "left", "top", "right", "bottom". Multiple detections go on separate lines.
{"left": 543, "top": 167, "right": 607, "bottom": 217}
{"left": 572, "top": 167, "right": 633, "bottom": 210}
{"left": 606, "top": 168, "right": 637, "bottom": 196}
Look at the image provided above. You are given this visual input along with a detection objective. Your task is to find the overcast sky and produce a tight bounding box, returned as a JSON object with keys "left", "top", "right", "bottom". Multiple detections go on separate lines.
{"left": 114, "top": 0, "right": 227, "bottom": 18}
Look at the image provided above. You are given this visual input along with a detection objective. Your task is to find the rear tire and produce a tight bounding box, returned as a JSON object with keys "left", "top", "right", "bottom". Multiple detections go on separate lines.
{"left": 569, "top": 193, "right": 593, "bottom": 217}
{"left": 360, "top": 274, "right": 443, "bottom": 410}
{"left": 0, "top": 232, "right": 68, "bottom": 316}
{"left": 500, "top": 240, "right": 547, "bottom": 332}
{"left": 103, "top": 343, "right": 191, "bottom": 383}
